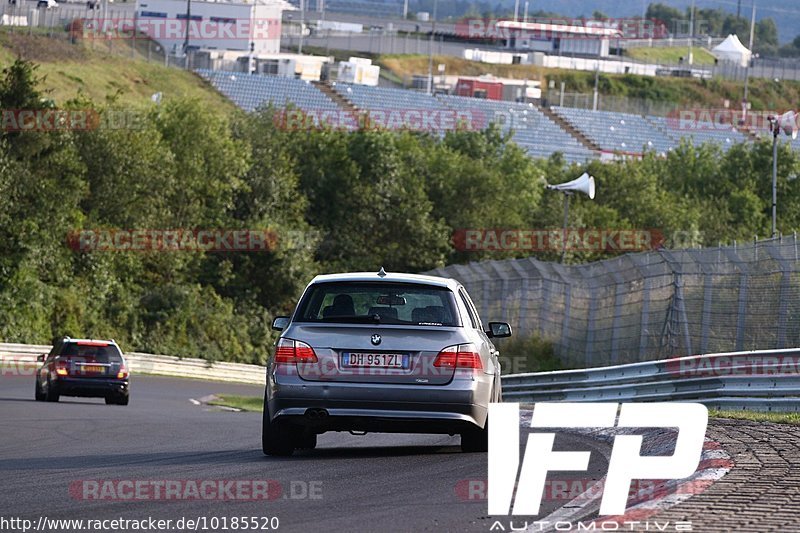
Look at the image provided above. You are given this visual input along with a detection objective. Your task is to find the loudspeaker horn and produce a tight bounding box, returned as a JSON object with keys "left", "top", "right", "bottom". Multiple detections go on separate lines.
{"left": 778, "top": 110, "right": 798, "bottom": 139}
{"left": 546, "top": 172, "right": 596, "bottom": 199}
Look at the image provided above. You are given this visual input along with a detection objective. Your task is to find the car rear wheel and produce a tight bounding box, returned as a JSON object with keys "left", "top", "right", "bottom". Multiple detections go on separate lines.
{"left": 45, "top": 378, "right": 60, "bottom": 403}
{"left": 106, "top": 393, "right": 129, "bottom": 406}
{"left": 34, "top": 379, "right": 45, "bottom": 402}
{"left": 261, "top": 405, "right": 295, "bottom": 456}
{"left": 460, "top": 424, "right": 488, "bottom": 453}
{"left": 295, "top": 432, "right": 317, "bottom": 450}
{"left": 461, "top": 385, "right": 496, "bottom": 452}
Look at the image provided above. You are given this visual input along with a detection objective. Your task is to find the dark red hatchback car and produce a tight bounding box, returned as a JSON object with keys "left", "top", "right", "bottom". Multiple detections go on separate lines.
{"left": 35, "top": 337, "right": 130, "bottom": 405}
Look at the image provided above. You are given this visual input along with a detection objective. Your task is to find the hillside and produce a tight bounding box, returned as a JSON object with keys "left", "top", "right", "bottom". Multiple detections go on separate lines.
{"left": 0, "top": 29, "right": 238, "bottom": 113}
{"left": 378, "top": 54, "right": 800, "bottom": 113}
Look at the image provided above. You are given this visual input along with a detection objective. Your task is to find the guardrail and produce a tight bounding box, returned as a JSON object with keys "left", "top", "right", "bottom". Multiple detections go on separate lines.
{"left": 5, "top": 341, "right": 800, "bottom": 411}
{"left": 0, "top": 343, "right": 266, "bottom": 386}
{"left": 502, "top": 347, "right": 800, "bottom": 412}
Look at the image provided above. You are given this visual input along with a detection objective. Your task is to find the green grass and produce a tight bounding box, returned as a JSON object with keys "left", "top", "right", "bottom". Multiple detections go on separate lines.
{"left": 625, "top": 46, "right": 717, "bottom": 66}
{"left": 0, "top": 28, "right": 239, "bottom": 114}
{"left": 208, "top": 394, "right": 264, "bottom": 412}
{"left": 710, "top": 409, "right": 800, "bottom": 424}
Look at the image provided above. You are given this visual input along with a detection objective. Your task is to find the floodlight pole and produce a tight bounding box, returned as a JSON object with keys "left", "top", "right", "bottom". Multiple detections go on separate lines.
{"left": 771, "top": 120, "right": 778, "bottom": 237}
{"left": 183, "top": 0, "right": 190, "bottom": 60}
{"left": 561, "top": 192, "right": 572, "bottom": 263}
{"left": 427, "top": 0, "right": 438, "bottom": 95}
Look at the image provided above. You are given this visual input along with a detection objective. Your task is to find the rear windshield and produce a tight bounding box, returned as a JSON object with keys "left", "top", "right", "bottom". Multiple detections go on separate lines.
{"left": 59, "top": 343, "right": 123, "bottom": 362}
{"left": 295, "top": 282, "right": 460, "bottom": 326}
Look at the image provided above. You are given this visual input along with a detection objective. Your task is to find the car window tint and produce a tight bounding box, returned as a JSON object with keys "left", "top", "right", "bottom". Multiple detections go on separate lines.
{"left": 459, "top": 289, "right": 478, "bottom": 329}
{"left": 296, "top": 282, "right": 459, "bottom": 326}
{"left": 60, "top": 343, "right": 123, "bottom": 362}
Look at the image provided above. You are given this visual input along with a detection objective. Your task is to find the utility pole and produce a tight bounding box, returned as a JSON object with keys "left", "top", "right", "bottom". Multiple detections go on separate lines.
{"left": 427, "top": 0, "right": 438, "bottom": 94}
{"left": 743, "top": 1, "right": 756, "bottom": 123}
{"left": 298, "top": 0, "right": 305, "bottom": 55}
{"left": 183, "top": 0, "right": 190, "bottom": 68}
{"left": 688, "top": 0, "right": 695, "bottom": 65}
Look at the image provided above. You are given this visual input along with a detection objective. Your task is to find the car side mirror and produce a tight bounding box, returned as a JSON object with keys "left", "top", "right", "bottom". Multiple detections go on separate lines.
{"left": 486, "top": 322, "right": 512, "bottom": 338}
{"left": 37, "top": 354, "right": 46, "bottom": 362}
{"left": 272, "top": 316, "right": 290, "bottom": 331}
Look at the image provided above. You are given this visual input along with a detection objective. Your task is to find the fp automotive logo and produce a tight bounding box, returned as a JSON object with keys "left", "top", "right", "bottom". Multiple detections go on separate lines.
{"left": 488, "top": 402, "right": 708, "bottom": 516}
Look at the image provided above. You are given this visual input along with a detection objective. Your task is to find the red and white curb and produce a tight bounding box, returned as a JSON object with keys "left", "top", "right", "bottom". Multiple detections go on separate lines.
{"left": 587, "top": 438, "right": 733, "bottom": 527}
{"left": 514, "top": 410, "right": 734, "bottom": 532}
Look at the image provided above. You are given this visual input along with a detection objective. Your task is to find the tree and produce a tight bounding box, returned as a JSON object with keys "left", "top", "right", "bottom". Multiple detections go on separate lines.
{"left": 646, "top": 3, "right": 683, "bottom": 36}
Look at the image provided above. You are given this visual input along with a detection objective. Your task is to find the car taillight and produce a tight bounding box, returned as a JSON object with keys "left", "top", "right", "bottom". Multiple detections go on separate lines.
{"left": 117, "top": 365, "right": 129, "bottom": 379}
{"left": 55, "top": 360, "right": 69, "bottom": 376}
{"left": 433, "top": 344, "right": 483, "bottom": 370}
{"left": 274, "top": 338, "right": 318, "bottom": 364}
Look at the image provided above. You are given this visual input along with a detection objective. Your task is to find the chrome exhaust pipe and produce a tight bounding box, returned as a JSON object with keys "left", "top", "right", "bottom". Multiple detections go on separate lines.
{"left": 305, "top": 408, "right": 329, "bottom": 420}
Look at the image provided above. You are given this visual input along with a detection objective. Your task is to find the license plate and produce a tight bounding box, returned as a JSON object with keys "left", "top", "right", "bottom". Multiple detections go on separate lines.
{"left": 342, "top": 352, "right": 409, "bottom": 369}
{"left": 81, "top": 365, "right": 105, "bottom": 374}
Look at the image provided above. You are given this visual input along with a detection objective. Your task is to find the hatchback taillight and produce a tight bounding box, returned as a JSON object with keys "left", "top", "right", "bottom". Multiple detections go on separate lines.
{"left": 117, "top": 365, "right": 129, "bottom": 379}
{"left": 274, "top": 338, "right": 318, "bottom": 364}
{"left": 55, "top": 360, "right": 69, "bottom": 376}
{"left": 433, "top": 344, "right": 483, "bottom": 370}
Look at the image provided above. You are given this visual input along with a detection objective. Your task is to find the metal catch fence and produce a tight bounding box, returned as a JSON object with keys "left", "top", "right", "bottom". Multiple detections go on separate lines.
{"left": 427, "top": 236, "right": 800, "bottom": 368}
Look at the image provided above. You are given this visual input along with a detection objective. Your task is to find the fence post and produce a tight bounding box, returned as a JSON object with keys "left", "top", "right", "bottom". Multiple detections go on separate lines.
{"left": 608, "top": 267, "right": 626, "bottom": 365}
{"left": 700, "top": 271, "right": 712, "bottom": 354}
{"left": 508, "top": 260, "right": 529, "bottom": 336}
{"left": 721, "top": 246, "right": 748, "bottom": 351}
{"left": 765, "top": 242, "right": 792, "bottom": 349}
{"left": 549, "top": 263, "right": 573, "bottom": 366}
{"left": 638, "top": 276, "right": 652, "bottom": 359}
{"left": 584, "top": 281, "right": 598, "bottom": 368}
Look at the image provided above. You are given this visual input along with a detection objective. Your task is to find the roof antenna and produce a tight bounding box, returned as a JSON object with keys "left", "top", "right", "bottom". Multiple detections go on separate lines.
{"left": 377, "top": 267, "right": 387, "bottom": 278}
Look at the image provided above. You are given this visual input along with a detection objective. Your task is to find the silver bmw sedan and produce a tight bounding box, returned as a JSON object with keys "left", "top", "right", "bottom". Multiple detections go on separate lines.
{"left": 262, "top": 270, "right": 512, "bottom": 455}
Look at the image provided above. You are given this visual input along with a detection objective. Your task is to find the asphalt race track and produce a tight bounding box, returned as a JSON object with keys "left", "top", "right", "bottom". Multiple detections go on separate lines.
{"left": 0, "top": 373, "right": 612, "bottom": 532}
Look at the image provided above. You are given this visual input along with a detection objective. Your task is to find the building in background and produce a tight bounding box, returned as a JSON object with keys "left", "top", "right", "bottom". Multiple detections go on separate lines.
{"left": 496, "top": 20, "right": 621, "bottom": 57}
{"left": 337, "top": 57, "right": 380, "bottom": 86}
{"left": 135, "top": 0, "right": 291, "bottom": 55}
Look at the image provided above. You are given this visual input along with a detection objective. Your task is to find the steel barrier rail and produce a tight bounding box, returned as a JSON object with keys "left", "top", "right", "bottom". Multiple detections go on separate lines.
{"left": 4, "top": 342, "right": 800, "bottom": 410}
{"left": 0, "top": 343, "right": 266, "bottom": 386}
{"left": 502, "top": 348, "right": 800, "bottom": 412}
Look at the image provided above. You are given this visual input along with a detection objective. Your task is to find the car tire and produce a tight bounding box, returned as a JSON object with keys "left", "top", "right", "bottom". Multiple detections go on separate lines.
{"left": 34, "top": 379, "right": 45, "bottom": 401}
{"left": 295, "top": 432, "right": 317, "bottom": 450}
{"left": 106, "top": 394, "right": 129, "bottom": 406}
{"left": 45, "top": 378, "right": 60, "bottom": 403}
{"left": 460, "top": 424, "right": 488, "bottom": 453}
{"left": 461, "top": 385, "right": 494, "bottom": 453}
{"left": 261, "top": 405, "right": 295, "bottom": 456}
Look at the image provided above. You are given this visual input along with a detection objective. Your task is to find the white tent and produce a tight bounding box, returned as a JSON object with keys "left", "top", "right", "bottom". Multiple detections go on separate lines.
{"left": 712, "top": 34, "right": 752, "bottom": 67}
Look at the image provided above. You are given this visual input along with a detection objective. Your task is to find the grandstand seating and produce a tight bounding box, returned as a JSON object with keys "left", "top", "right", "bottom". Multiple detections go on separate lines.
{"left": 552, "top": 107, "right": 678, "bottom": 155}
{"left": 437, "top": 95, "right": 596, "bottom": 164}
{"left": 333, "top": 83, "right": 448, "bottom": 113}
{"left": 646, "top": 115, "right": 749, "bottom": 151}
{"left": 195, "top": 69, "right": 351, "bottom": 129}
{"left": 197, "top": 68, "right": 770, "bottom": 161}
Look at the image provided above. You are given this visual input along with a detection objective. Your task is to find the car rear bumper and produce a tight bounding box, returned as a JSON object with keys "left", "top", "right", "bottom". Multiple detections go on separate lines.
{"left": 54, "top": 377, "right": 129, "bottom": 398}
{"left": 267, "top": 374, "right": 491, "bottom": 433}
